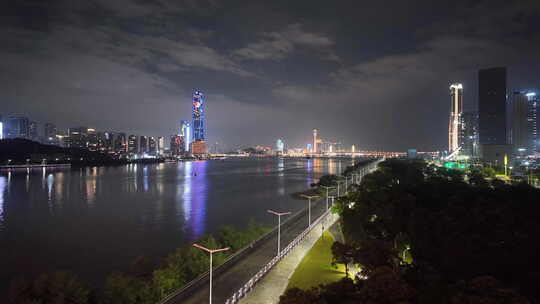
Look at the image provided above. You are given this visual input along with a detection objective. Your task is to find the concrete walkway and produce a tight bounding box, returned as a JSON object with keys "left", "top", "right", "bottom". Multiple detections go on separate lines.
{"left": 239, "top": 213, "right": 339, "bottom": 304}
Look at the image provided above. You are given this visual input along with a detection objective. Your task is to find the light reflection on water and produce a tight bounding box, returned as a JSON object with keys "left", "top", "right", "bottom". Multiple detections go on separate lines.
{"left": 0, "top": 176, "right": 5, "bottom": 223}
{"left": 0, "top": 158, "right": 347, "bottom": 295}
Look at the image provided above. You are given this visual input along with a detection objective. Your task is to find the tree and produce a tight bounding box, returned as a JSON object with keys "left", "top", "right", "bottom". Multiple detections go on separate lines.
{"left": 102, "top": 273, "right": 155, "bottom": 304}
{"left": 331, "top": 242, "right": 354, "bottom": 277}
{"left": 279, "top": 287, "right": 319, "bottom": 304}
{"left": 358, "top": 266, "right": 415, "bottom": 303}
{"left": 9, "top": 272, "right": 90, "bottom": 304}
{"left": 353, "top": 240, "right": 397, "bottom": 276}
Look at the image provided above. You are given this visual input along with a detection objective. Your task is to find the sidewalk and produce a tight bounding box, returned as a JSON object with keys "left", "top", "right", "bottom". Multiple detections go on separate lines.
{"left": 239, "top": 213, "right": 339, "bottom": 304}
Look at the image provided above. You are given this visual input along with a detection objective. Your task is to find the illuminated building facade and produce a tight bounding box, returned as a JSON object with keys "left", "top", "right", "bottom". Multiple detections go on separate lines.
{"left": 449, "top": 83, "right": 464, "bottom": 152}
{"left": 87, "top": 128, "right": 98, "bottom": 151}
{"left": 157, "top": 136, "right": 165, "bottom": 155}
{"left": 44, "top": 123, "right": 58, "bottom": 145}
{"left": 191, "top": 140, "right": 207, "bottom": 155}
{"left": 170, "top": 135, "right": 182, "bottom": 156}
{"left": 276, "top": 139, "right": 284, "bottom": 153}
{"left": 139, "top": 136, "right": 148, "bottom": 153}
{"left": 313, "top": 129, "right": 318, "bottom": 153}
{"left": 192, "top": 91, "right": 206, "bottom": 141}
{"left": 115, "top": 133, "right": 127, "bottom": 153}
{"left": 128, "top": 135, "right": 138, "bottom": 154}
{"left": 180, "top": 120, "right": 191, "bottom": 152}
{"left": 462, "top": 112, "right": 479, "bottom": 158}
{"left": 68, "top": 127, "right": 88, "bottom": 149}
{"left": 511, "top": 91, "right": 538, "bottom": 155}
{"left": 148, "top": 136, "right": 157, "bottom": 154}
{"left": 4, "top": 116, "right": 30, "bottom": 139}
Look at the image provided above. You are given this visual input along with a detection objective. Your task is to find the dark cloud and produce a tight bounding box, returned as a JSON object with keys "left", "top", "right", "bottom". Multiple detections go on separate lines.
{"left": 1, "top": 0, "right": 539, "bottom": 151}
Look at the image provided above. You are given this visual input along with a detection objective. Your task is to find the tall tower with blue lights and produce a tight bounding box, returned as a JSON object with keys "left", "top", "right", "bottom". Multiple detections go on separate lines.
{"left": 192, "top": 90, "right": 206, "bottom": 141}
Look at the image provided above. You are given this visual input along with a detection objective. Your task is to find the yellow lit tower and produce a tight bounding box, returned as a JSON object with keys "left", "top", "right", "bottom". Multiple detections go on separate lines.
{"left": 449, "top": 83, "right": 464, "bottom": 152}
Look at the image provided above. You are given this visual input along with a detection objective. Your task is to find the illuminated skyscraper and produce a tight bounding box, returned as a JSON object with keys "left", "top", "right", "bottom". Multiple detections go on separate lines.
{"left": 192, "top": 91, "right": 206, "bottom": 142}
{"left": 5, "top": 116, "right": 30, "bottom": 139}
{"left": 128, "top": 135, "right": 138, "bottom": 154}
{"left": 511, "top": 91, "right": 538, "bottom": 155}
{"left": 449, "top": 83, "right": 463, "bottom": 152}
{"left": 180, "top": 120, "right": 191, "bottom": 152}
{"left": 312, "top": 129, "right": 317, "bottom": 153}
{"left": 276, "top": 139, "right": 284, "bottom": 153}
{"left": 157, "top": 136, "right": 165, "bottom": 155}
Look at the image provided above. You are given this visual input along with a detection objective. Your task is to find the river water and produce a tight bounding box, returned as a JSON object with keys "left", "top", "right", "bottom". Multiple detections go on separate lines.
{"left": 0, "top": 157, "right": 349, "bottom": 293}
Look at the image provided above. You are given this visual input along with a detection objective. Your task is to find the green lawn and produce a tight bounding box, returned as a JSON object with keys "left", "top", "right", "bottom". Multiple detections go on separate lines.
{"left": 287, "top": 231, "right": 346, "bottom": 290}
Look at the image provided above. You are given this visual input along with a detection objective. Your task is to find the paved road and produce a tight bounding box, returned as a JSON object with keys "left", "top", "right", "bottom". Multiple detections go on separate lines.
{"left": 166, "top": 193, "right": 330, "bottom": 304}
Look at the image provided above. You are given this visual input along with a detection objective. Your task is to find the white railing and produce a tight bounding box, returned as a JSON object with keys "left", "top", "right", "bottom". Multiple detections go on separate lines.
{"left": 224, "top": 209, "right": 335, "bottom": 304}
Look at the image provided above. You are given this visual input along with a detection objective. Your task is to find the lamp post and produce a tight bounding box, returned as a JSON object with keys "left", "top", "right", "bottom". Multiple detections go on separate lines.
{"left": 321, "top": 186, "right": 333, "bottom": 210}
{"left": 268, "top": 209, "right": 291, "bottom": 256}
{"left": 193, "top": 243, "right": 230, "bottom": 304}
{"left": 301, "top": 194, "right": 318, "bottom": 227}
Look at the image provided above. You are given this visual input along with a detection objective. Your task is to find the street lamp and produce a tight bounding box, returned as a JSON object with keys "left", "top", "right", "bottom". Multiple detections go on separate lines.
{"left": 193, "top": 243, "right": 230, "bottom": 304}
{"left": 301, "top": 194, "right": 318, "bottom": 227}
{"left": 268, "top": 209, "right": 291, "bottom": 256}
{"left": 321, "top": 186, "right": 334, "bottom": 210}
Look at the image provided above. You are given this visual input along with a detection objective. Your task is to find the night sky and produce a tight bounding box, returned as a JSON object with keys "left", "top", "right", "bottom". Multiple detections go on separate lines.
{"left": 2, "top": 0, "right": 540, "bottom": 151}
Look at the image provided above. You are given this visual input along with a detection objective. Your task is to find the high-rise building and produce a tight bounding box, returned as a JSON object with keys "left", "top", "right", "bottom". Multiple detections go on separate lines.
{"left": 192, "top": 91, "right": 206, "bottom": 141}
{"left": 86, "top": 128, "right": 98, "bottom": 151}
{"left": 28, "top": 120, "right": 38, "bottom": 141}
{"left": 128, "top": 135, "right": 138, "bottom": 154}
{"left": 139, "top": 136, "right": 148, "bottom": 154}
{"left": 0, "top": 120, "right": 3, "bottom": 140}
{"left": 448, "top": 83, "right": 464, "bottom": 152}
{"left": 44, "top": 123, "right": 58, "bottom": 145}
{"left": 511, "top": 91, "right": 538, "bottom": 156}
{"left": 313, "top": 129, "right": 318, "bottom": 153}
{"left": 462, "top": 112, "right": 479, "bottom": 158}
{"left": 276, "top": 139, "right": 284, "bottom": 153}
{"left": 101, "top": 132, "right": 115, "bottom": 153}
{"left": 4, "top": 116, "right": 30, "bottom": 139}
{"left": 68, "top": 127, "right": 89, "bottom": 149}
{"left": 478, "top": 67, "right": 507, "bottom": 145}
{"left": 180, "top": 120, "right": 191, "bottom": 152}
{"left": 115, "top": 133, "right": 127, "bottom": 154}
{"left": 191, "top": 140, "right": 207, "bottom": 155}
{"left": 157, "top": 136, "right": 165, "bottom": 155}
{"left": 530, "top": 93, "right": 539, "bottom": 153}
{"left": 148, "top": 136, "right": 157, "bottom": 154}
{"left": 170, "top": 135, "right": 182, "bottom": 156}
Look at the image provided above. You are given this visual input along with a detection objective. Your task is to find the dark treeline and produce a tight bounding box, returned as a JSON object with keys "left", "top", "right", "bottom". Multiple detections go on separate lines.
{"left": 0, "top": 139, "right": 162, "bottom": 166}
{"left": 8, "top": 220, "right": 268, "bottom": 304}
{"left": 280, "top": 159, "right": 540, "bottom": 303}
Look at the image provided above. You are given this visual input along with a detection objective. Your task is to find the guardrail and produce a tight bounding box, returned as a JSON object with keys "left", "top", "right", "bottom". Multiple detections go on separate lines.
{"left": 224, "top": 209, "right": 335, "bottom": 304}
